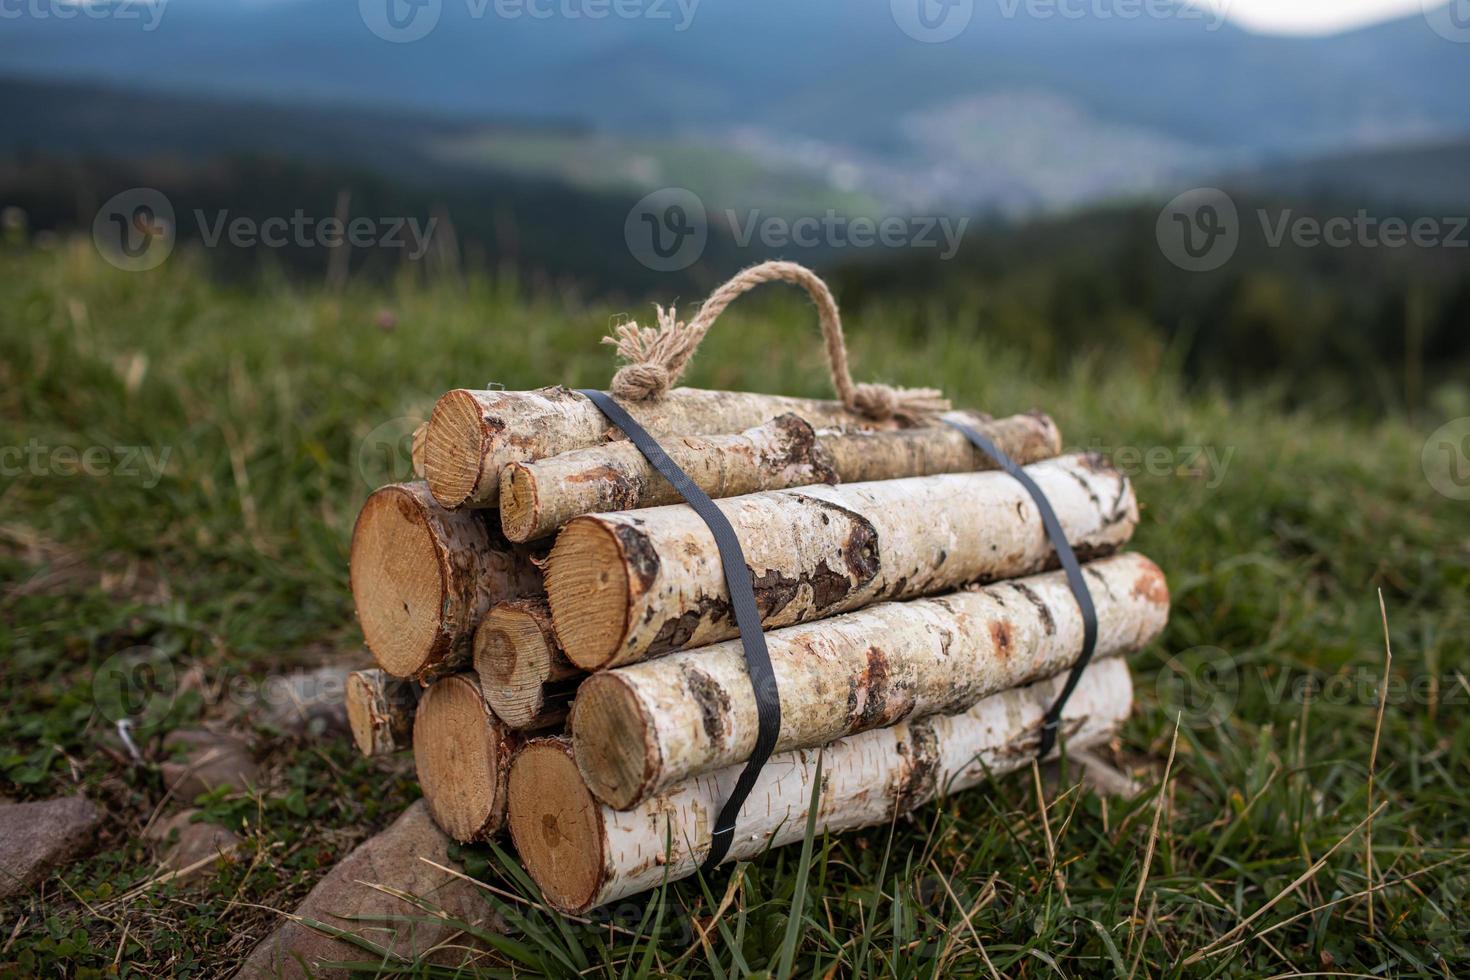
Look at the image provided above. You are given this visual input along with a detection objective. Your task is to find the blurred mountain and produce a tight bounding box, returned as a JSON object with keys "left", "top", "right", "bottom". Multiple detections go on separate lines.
{"left": 3, "top": 0, "right": 1468, "bottom": 211}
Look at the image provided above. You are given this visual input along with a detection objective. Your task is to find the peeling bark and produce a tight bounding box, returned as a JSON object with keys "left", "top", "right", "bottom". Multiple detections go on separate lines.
{"left": 349, "top": 482, "right": 544, "bottom": 679}
{"left": 473, "top": 597, "right": 583, "bottom": 731}
{"left": 509, "top": 659, "right": 1133, "bottom": 913}
{"left": 423, "top": 386, "right": 898, "bottom": 510}
{"left": 500, "top": 410, "right": 1061, "bottom": 542}
{"left": 571, "top": 553, "right": 1166, "bottom": 808}
{"left": 346, "top": 668, "right": 421, "bottom": 757}
{"left": 546, "top": 454, "right": 1137, "bottom": 670}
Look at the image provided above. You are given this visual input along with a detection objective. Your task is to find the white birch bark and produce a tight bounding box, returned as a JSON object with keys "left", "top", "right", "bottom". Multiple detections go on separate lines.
{"left": 571, "top": 552, "right": 1166, "bottom": 808}
{"left": 499, "top": 410, "right": 1061, "bottom": 542}
{"left": 424, "top": 386, "right": 896, "bottom": 510}
{"left": 517, "top": 659, "right": 1132, "bottom": 913}
{"left": 546, "top": 454, "right": 1137, "bottom": 669}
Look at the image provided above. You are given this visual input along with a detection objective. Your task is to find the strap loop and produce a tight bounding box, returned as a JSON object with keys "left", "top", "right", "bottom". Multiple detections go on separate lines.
{"left": 576, "top": 390, "right": 780, "bottom": 874}
{"left": 943, "top": 420, "right": 1099, "bottom": 757}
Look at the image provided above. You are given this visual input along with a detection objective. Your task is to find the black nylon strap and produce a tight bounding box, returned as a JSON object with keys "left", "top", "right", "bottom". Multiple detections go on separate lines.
{"left": 943, "top": 420, "right": 1099, "bottom": 757}
{"left": 575, "top": 390, "right": 781, "bottom": 874}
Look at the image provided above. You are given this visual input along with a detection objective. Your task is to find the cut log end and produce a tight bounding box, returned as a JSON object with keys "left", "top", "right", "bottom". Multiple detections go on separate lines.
{"left": 546, "top": 518, "right": 630, "bottom": 670}
{"left": 413, "top": 675, "right": 508, "bottom": 842}
{"left": 346, "top": 669, "right": 417, "bottom": 757}
{"left": 507, "top": 740, "right": 606, "bottom": 915}
{"left": 425, "top": 389, "right": 491, "bottom": 509}
{"left": 568, "top": 674, "right": 657, "bottom": 810}
{"left": 474, "top": 601, "right": 571, "bottom": 730}
{"left": 498, "top": 464, "right": 540, "bottom": 543}
{"left": 350, "top": 487, "right": 446, "bottom": 678}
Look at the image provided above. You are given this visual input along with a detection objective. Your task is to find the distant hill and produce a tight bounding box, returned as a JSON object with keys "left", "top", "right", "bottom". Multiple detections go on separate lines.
{"left": 3, "top": 0, "right": 1468, "bottom": 211}
{"left": 1226, "top": 138, "right": 1470, "bottom": 211}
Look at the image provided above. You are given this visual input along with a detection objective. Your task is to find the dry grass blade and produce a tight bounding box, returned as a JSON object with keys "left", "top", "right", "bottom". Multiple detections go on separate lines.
{"left": 1185, "top": 800, "right": 1389, "bottom": 964}
{"left": 1129, "top": 712, "right": 1180, "bottom": 949}
{"left": 1365, "top": 588, "right": 1394, "bottom": 933}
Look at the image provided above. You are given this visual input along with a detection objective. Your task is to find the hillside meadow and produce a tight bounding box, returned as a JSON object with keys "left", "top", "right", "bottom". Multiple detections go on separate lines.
{"left": 2, "top": 239, "right": 1468, "bottom": 976}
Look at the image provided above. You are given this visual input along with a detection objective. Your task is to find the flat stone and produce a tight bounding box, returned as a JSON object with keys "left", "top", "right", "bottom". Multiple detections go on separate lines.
{"left": 0, "top": 795, "right": 104, "bottom": 899}
{"left": 257, "top": 664, "right": 353, "bottom": 738}
{"left": 161, "top": 729, "right": 259, "bottom": 801}
{"left": 236, "top": 800, "right": 502, "bottom": 979}
{"left": 145, "top": 809, "right": 243, "bottom": 876}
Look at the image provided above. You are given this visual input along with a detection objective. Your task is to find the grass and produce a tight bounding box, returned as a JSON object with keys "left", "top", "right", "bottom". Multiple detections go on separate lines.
{"left": 1, "top": 238, "right": 1469, "bottom": 976}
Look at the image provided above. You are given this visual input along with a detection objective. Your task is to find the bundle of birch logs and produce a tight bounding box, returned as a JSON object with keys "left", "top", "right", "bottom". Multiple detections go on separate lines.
{"left": 344, "top": 262, "right": 1170, "bottom": 915}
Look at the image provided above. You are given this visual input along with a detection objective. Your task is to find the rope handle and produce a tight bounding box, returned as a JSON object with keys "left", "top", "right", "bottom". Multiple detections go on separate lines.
{"left": 605, "top": 261, "right": 951, "bottom": 423}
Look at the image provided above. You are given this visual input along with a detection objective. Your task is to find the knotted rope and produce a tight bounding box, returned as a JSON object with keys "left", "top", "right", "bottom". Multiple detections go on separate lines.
{"left": 605, "top": 261, "right": 950, "bottom": 423}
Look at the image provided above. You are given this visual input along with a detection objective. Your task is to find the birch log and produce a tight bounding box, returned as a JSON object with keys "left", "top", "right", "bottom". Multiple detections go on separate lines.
{"left": 499, "top": 410, "right": 1062, "bottom": 542}
{"left": 346, "top": 669, "right": 421, "bottom": 757}
{"left": 571, "top": 552, "right": 1166, "bottom": 808}
{"left": 423, "top": 386, "right": 896, "bottom": 510}
{"left": 413, "top": 674, "right": 516, "bottom": 842}
{"left": 509, "top": 658, "right": 1132, "bottom": 914}
{"left": 350, "top": 482, "right": 544, "bottom": 680}
{"left": 473, "top": 598, "right": 583, "bottom": 731}
{"left": 546, "top": 454, "right": 1136, "bottom": 670}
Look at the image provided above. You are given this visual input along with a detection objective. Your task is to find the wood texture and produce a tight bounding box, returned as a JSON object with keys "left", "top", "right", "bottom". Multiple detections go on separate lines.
{"left": 346, "top": 668, "right": 421, "bottom": 757}
{"left": 500, "top": 410, "right": 1061, "bottom": 542}
{"left": 509, "top": 659, "right": 1133, "bottom": 913}
{"left": 473, "top": 598, "right": 583, "bottom": 731}
{"left": 349, "top": 482, "right": 544, "bottom": 679}
{"left": 422, "top": 386, "right": 896, "bottom": 509}
{"left": 546, "top": 454, "right": 1137, "bottom": 670}
{"left": 412, "top": 674, "right": 517, "bottom": 842}
{"left": 571, "top": 553, "right": 1166, "bottom": 808}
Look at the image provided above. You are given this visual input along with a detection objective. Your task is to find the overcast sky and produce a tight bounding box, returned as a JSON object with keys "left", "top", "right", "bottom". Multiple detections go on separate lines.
{"left": 1216, "top": 0, "right": 1439, "bottom": 34}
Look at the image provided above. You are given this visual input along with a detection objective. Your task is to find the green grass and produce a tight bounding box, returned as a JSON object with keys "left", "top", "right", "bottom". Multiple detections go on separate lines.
{"left": 2, "top": 238, "right": 1468, "bottom": 976}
